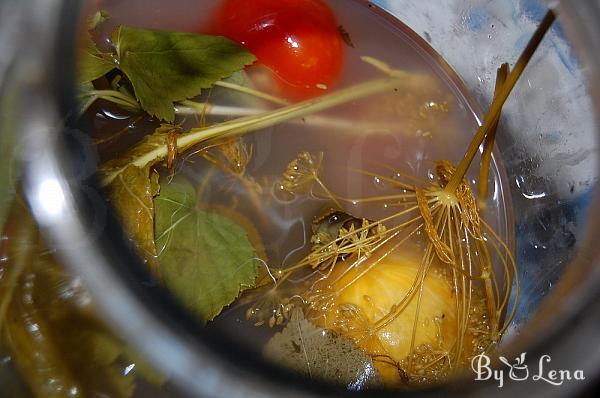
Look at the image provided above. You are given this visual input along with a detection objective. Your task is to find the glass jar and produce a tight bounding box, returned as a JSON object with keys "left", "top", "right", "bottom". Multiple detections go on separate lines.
{"left": 1, "top": 0, "right": 599, "bottom": 397}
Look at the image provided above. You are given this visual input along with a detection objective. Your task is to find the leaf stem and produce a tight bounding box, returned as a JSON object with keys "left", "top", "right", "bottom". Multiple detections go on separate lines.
{"left": 177, "top": 100, "right": 211, "bottom": 114}
{"left": 79, "top": 89, "right": 141, "bottom": 113}
{"left": 214, "top": 80, "right": 289, "bottom": 106}
{"left": 444, "top": 10, "right": 555, "bottom": 194}
{"left": 83, "top": 89, "right": 398, "bottom": 135}
{"left": 86, "top": 90, "right": 140, "bottom": 108}
{"left": 82, "top": 73, "right": 288, "bottom": 117}
{"left": 100, "top": 76, "right": 408, "bottom": 186}
{"left": 176, "top": 102, "right": 397, "bottom": 133}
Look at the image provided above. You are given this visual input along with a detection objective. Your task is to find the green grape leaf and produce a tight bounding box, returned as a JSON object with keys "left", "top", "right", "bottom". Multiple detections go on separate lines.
{"left": 79, "top": 11, "right": 116, "bottom": 83}
{"left": 154, "top": 178, "right": 259, "bottom": 322}
{"left": 89, "top": 10, "right": 110, "bottom": 30}
{"left": 223, "top": 70, "right": 253, "bottom": 88}
{"left": 264, "top": 309, "right": 383, "bottom": 390}
{"left": 79, "top": 41, "right": 115, "bottom": 84}
{"left": 77, "top": 80, "right": 98, "bottom": 115}
{"left": 110, "top": 26, "right": 256, "bottom": 122}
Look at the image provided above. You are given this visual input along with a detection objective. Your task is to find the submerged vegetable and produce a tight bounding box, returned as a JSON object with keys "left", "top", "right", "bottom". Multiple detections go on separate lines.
{"left": 210, "top": 0, "right": 345, "bottom": 99}
{"left": 0, "top": 200, "right": 164, "bottom": 398}
{"left": 264, "top": 309, "right": 383, "bottom": 389}
{"left": 311, "top": 249, "right": 488, "bottom": 385}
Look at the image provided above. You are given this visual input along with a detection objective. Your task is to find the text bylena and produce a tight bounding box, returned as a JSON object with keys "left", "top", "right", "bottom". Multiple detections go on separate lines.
{"left": 471, "top": 352, "right": 585, "bottom": 388}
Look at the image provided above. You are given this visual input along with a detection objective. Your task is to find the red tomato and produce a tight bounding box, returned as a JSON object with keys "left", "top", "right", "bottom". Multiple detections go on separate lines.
{"left": 209, "top": 0, "right": 345, "bottom": 99}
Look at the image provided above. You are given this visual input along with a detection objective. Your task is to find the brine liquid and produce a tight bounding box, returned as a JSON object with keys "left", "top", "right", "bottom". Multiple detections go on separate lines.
{"left": 95, "top": 0, "right": 513, "bottom": 387}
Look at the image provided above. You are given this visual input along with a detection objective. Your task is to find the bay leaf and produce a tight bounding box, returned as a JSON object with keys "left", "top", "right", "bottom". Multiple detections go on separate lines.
{"left": 111, "top": 26, "right": 256, "bottom": 122}
{"left": 154, "top": 178, "right": 259, "bottom": 322}
{"left": 264, "top": 309, "right": 383, "bottom": 391}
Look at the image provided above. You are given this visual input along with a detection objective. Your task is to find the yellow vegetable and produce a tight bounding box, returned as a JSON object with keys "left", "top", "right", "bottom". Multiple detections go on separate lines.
{"left": 311, "top": 249, "right": 459, "bottom": 386}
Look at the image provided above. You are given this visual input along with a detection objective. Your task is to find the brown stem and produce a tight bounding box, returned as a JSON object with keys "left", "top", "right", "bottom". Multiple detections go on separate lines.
{"left": 445, "top": 9, "right": 556, "bottom": 194}
{"left": 477, "top": 63, "right": 510, "bottom": 209}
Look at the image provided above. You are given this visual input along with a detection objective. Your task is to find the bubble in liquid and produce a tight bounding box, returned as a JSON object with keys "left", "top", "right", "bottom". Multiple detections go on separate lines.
{"left": 373, "top": 176, "right": 386, "bottom": 191}
{"left": 272, "top": 181, "right": 296, "bottom": 203}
